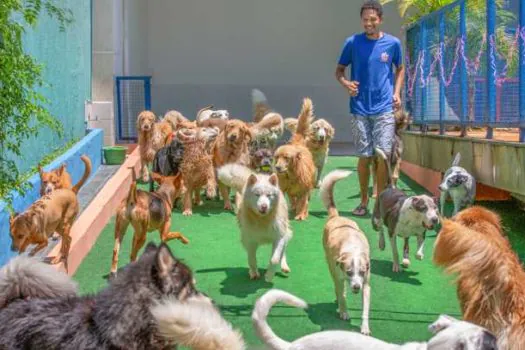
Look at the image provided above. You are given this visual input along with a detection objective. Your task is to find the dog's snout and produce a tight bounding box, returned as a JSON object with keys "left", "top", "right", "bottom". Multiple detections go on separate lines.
{"left": 351, "top": 283, "right": 361, "bottom": 293}
{"left": 228, "top": 134, "right": 238, "bottom": 142}
{"left": 10, "top": 244, "right": 17, "bottom": 252}
{"left": 260, "top": 204, "right": 268, "bottom": 213}
{"left": 431, "top": 217, "right": 439, "bottom": 225}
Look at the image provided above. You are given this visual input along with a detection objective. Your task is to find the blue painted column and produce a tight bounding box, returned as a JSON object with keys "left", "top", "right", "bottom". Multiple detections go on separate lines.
{"left": 145, "top": 77, "right": 152, "bottom": 111}
{"left": 486, "top": 0, "right": 497, "bottom": 139}
{"left": 420, "top": 22, "right": 428, "bottom": 132}
{"left": 439, "top": 12, "right": 446, "bottom": 135}
{"left": 460, "top": 0, "right": 469, "bottom": 136}
{"left": 519, "top": 0, "right": 525, "bottom": 142}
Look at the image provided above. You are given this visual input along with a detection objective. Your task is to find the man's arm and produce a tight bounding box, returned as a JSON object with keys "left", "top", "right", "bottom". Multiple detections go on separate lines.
{"left": 335, "top": 64, "right": 358, "bottom": 96}
{"left": 394, "top": 64, "right": 405, "bottom": 97}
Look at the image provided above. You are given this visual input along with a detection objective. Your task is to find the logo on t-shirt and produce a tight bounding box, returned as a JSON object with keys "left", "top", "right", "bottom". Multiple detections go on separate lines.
{"left": 380, "top": 52, "right": 389, "bottom": 63}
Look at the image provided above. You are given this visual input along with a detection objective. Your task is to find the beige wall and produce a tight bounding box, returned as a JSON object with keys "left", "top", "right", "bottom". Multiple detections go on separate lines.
{"left": 94, "top": 0, "right": 404, "bottom": 149}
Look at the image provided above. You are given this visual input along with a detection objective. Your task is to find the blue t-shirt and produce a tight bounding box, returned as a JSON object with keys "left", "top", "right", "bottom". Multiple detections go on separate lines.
{"left": 338, "top": 33, "right": 403, "bottom": 116}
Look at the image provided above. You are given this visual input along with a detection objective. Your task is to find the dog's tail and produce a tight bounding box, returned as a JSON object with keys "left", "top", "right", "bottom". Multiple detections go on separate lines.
{"left": 452, "top": 152, "right": 461, "bottom": 167}
{"left": 151, "top": 297, "right": 245, "bottom": 350}
{"left": 290, "top": 98, "right": 313, "bottom": 144}
{"left": 71, "top": 155, "right": 92, "bottom": 194}
{"left": 320, "top": 170, "right": 353, "bottom": 219}
{"left": 375, "top": 147, "right": 394, "bottom": 188}
{"left": 127, "top": 166, "right": 139, "bottom": 207}
{"left": 217, "top": 163, "right": 254, "bottom": 193}
{"left": 0, "top": 255, "right": 78, "bottom": 308}
{"left": 252, "top": 289, "right": 308, "bottom": 350}
{"left": 251, "top": 112, "right": 284, "bottom": 138}
{"left": 196, "top": 104, "right": 214, "bottom": 120}
{"left": 252, "top": 89, "right": 272, "bottom": 123}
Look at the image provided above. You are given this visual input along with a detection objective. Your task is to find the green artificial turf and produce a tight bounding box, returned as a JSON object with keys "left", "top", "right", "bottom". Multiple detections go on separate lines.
{"left": 73, "top": 156, "right": 525, "bottom": 348}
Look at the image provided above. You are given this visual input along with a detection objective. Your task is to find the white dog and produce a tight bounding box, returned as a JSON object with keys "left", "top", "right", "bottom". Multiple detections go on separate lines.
{"left": 196, "top": 105, "right": 230, "bottom": 123}
{"left": 438, "top": 152, "right": 476, "bottom": 217}
{"left": 218, "top": 164, "right": 292, "bottom": 282}
{"left": 320, "top": 170, "right": 371, "bottom": 335}
{"left": 252, "top": 289, "right": 498, "bottom": 350}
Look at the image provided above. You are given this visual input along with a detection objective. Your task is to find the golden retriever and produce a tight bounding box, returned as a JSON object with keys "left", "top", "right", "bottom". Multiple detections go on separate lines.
{"left": 284, "top": 117, "right": 334, "bottom": 187}
{"left": 163, "top": 110, "right": 197, "bottom": 132}
{"left": 136, "top": 110, "right": 173, "bottom": 182}
{"left": 273, "top": 98, "right": 317, "bottom": 221}
{"left": 433, "top": 206, "right": 525, "bottom": 349}
{"left": 213, "top": 119, "right": 253, "bottom": 210}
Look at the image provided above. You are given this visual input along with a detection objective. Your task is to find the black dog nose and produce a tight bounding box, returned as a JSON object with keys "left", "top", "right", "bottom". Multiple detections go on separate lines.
{"left": 432, "top": 217, "right": 439, "bottom": 225}
{"left": 10, "top": 245, "right": 17, "bottom": 252}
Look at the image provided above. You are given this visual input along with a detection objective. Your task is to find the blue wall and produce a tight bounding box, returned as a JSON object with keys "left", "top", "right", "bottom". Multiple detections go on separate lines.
{"left": 0, "top": 129, "right": 103, "bottom": 267}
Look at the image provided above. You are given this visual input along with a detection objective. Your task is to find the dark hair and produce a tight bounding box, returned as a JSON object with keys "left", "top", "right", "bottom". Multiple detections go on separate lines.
{"left": 360, "top": 0, "right": 383, "bottom": 18}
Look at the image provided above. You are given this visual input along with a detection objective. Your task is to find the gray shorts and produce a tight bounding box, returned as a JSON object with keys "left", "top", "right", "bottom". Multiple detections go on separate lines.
{"left": 349, "top": 112, "right": 395, "bottom": 157}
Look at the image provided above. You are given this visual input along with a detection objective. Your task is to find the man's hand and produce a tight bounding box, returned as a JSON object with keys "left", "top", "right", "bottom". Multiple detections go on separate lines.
{"left": 347, "top": 81, "right": 359, "bottom": 97}
{"left": 393, "top": 93, "right": 401, "bottom": 110}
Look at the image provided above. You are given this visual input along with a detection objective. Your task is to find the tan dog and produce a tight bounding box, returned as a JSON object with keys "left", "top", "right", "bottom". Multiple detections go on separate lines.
{"left": 434, "top": 206, "right": 525, "bottom": 349}
{"left": 320, "top": 170, "right": 371, "bottom": 335}
{"left": 9, "top": 171, "right": 89, "bottom": 272}
{"left": 110, "top": 169, "right": 189, "bottom": 278}
{"left": 38, "top": 155, "right": 92, "bottom": 196}
{"left": 177, "top": 128, "right": 218, "bottom": 216}
{"left": 284, "top": 117, "right": 334, "bottom": 187}
{"left": 137, "top": 110, "right": 174, "bottom": 182}
{"left": 213, "top": 119, "right": 253, "bottom": 210}
{"left": 163, "top": 109, "right": 198, "bottom": 132}
{"left": 273, "top": 98, "right": 317, "bottom": 220}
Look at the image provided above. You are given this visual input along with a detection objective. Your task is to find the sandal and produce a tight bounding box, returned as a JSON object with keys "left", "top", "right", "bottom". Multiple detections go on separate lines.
{"left": 352, "top": 204, "right": 369, "bottom": 217}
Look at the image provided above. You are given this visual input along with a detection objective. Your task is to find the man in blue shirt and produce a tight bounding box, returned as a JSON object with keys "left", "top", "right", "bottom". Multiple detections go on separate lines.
{"left": 335, "top": 0, "right": 405, "bottom": 216}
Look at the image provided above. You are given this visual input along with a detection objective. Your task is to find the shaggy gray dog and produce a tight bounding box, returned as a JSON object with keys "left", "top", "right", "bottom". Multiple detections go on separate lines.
{"left": 0, "top": 242, "right": 204, "bottom": 349}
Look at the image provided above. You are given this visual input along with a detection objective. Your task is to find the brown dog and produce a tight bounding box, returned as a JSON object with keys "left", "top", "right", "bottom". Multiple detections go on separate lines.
{"left": 9, "top": 170, "right": 89, "bottom": 272}
{"left": 213, "top": 119, "right": 253, "bottom": 210}
{"left": 38, "top": 155, "right": 92, "bottom": 196}
{"left": 273, "top": 98, "right": 317, "bottom": 221}
{"left": 433, "top": 206, "right": 525, "bottom": 349}
{"left": 110, "top": 169, "right": 189, "bottom": 278}
{"left": 177, "top": 128, "right": 218, "bottom": 216}
{"left": 137, "top": 110, "right": 174, "bottom": 182}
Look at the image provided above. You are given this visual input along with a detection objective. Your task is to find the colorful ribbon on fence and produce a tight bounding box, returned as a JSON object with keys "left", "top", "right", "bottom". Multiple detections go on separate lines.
{"left": 406, "top": 26, "right": 523, "bottom": 97}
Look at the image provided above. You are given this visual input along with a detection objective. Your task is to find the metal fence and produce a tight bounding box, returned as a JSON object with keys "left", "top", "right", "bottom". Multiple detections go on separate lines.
{"left": 405, "top": 0, "right": 525, "bottom": 141}
{"left": 115, "top": 76, "right": 152, "bottom": 143}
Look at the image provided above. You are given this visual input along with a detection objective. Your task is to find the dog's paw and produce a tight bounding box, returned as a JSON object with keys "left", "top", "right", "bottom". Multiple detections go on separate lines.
{"left": 194, "top": 200, "right": 204, "bottom": 206}
{"left": 264, "top": 270, "right": 275, "bottom": 283}
{"left": 392, "top": 263, "right": 401, "bottom": 273}
{"left": 281, "top": 264, "right": 291, "bottom": 274}
{"left": 402, "top": 258, "right": 411, "bottom": 268}
{"left": 224, "top": 203, "right": 233, "bottom": 211}
{"left": 108, "top": 272, "right": 117, "bottom": 281}
{"left": 294, "top": 213, "right": 307, "bottom": 221}
{"left": 416, "top": 252, "right": 424, "bottom": 261}
{"left": 249, "top": 270, "right": 261, "bottom": 280}
{"left": 182, "top": 210, "right": 193, "bottom": 216}
{"left": 50, "top": 255, "right": 65, "bottom": 265}
{"left": 360, "top": 325, "right": 371, "bottom": 336}
{"left": 339, "top": 311, "right": 350, "bottom": 321}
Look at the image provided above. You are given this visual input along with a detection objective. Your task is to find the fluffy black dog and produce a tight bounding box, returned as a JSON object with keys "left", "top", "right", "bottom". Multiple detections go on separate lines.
{"left": 150, "top": 137, "right": 185, "bottom": 192}
{"left": 0, "top": 242, "right": 206, "bottom": 349}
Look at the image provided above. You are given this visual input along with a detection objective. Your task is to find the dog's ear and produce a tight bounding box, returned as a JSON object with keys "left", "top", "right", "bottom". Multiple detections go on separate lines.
{"left": 9, "top": 212, "right": 17, "bottom": 225}
{"left": 243, "top": 124, "right": 254, "bottom": 143}
{"left": 172, "top": 173, "right": 183, "bottom": 188}
{"left": 57, "top": 164, "right": 66, "bottom": 176}
{"left": 156, "top": 243, "right": 176, "bottom": 276}
{"left": 428, "top": 315, "right": 457, "bottom": 334}
{"left": 38, "top": 164, "right": 44, "bottom": 176}
{"left": 247, "top": 174, "right": 258, "bottom": 186}
{"left": 151, "top": 172, "right": 163, "bottom": 184}
{"left": 144, "top": 242, "right": 158, "bottom": 255}
{"left": 269, "top": 173, "right": 278, "bottom": 187}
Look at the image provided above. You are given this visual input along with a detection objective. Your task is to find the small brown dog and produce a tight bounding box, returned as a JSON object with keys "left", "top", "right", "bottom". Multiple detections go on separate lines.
{"left": 110, "top": 168, "right": 189, "bottom": 278}
{"left": 38, "top": 155, "right": 92, "bottom": 196}
{"left": 9, "top": 171, "right": 89, "bottom": 272}
{"left": 273, "top": 98, "right": 317, "bottom": 221}
{"left": 434, "top": 206, "right": 525, "bottom": 349}
{"left": 212, "top": 119, "right": 253, "bottom": 210}
{"left": 137, "top": 110, "right": 174, "bottom": 182}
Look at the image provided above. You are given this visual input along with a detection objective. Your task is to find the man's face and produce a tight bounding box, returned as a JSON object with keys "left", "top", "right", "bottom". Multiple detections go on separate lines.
{"left": 361, "top": 9, "right": 382, "bottom": 36}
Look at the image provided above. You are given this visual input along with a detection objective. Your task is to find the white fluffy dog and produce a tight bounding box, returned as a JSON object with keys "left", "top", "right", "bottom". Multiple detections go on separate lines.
{"left": 252, "top": 289, "right": 498, "bottom": 350}
{"left": 218, "top": 164, "right": 292, "bottom": 282}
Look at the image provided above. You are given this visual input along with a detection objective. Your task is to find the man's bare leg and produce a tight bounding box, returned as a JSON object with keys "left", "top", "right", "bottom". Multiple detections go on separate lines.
{"left": 376, "top": 153, "right": 389, "bottom": 195}
{"left": 354, "top": 157, "right": 372, "bottom": 216}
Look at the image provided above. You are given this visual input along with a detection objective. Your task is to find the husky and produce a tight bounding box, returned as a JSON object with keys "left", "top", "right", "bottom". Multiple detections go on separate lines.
{"left": 218, "top": 163, "right": 292, "bottom": 282}
{"left": 252, "top": 289, "right": 498, "bottom": 350}
{"left": 0, "top": 242, "right": 209, "bottom": 349}
{"left": 438, "top": 152, "right": 476, "bottom": 217}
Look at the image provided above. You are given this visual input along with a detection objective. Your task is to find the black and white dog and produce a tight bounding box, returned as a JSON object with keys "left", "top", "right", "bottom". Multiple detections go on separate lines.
{"left": 438, "top": 152, "right": 476, "bottom": 217}
{"left": 373, "top": 148, "right": 440, "bottom": 272}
